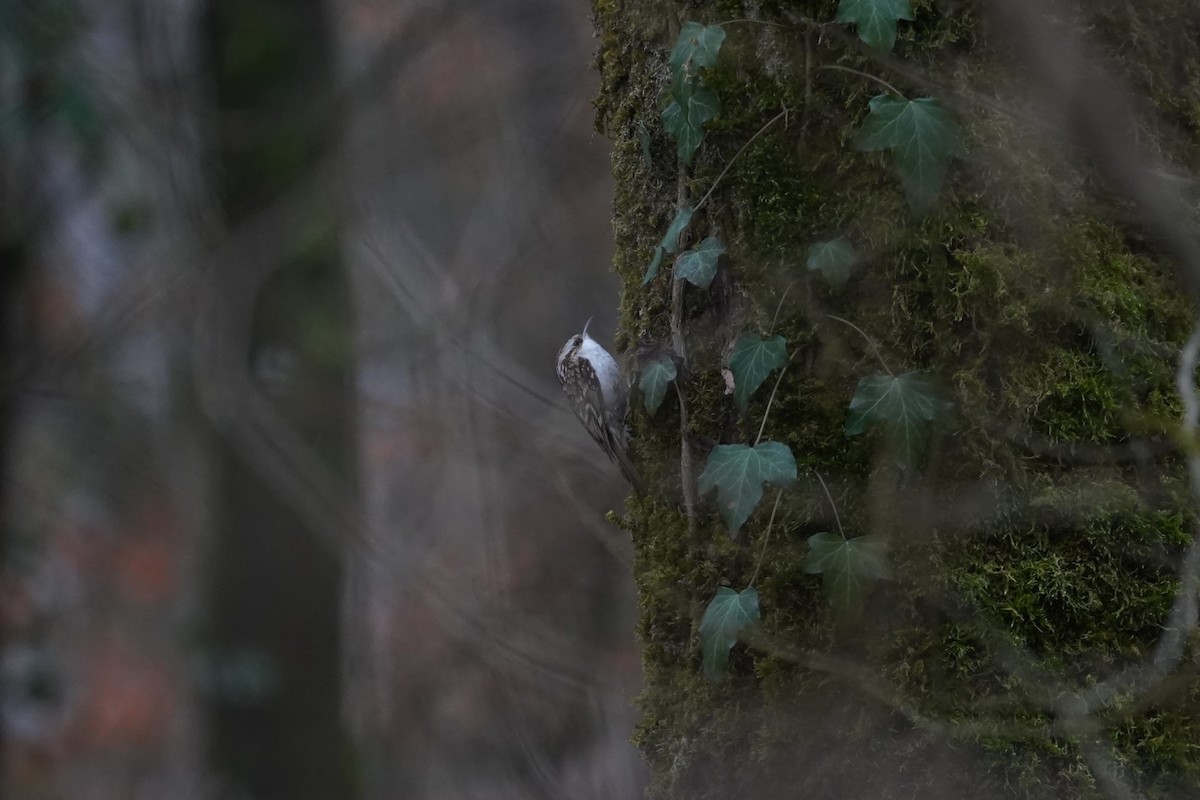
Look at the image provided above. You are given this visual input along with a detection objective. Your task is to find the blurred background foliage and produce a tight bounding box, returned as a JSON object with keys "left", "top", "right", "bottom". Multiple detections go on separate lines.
{"left": 0, "top": 1, "right": 644, "bottom": 798}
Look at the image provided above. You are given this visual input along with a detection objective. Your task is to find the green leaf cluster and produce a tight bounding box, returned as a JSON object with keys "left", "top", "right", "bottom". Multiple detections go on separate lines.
{"left": 698, "top": 442, "right": 797, "bottom": 534}
{"left": 661, "top": 23, "right": 724, "bottom": 165}
{"left": 845, "top": 371, "right": 946, "bottom": 469}
{"left": 663, "top": 78, "right": 720, "bottom": 166}
{"left": 698, "top": 586, "right": 759, "bottom": 680}
{"left": 634, "top": 16, "right": 971, "bottom": 684}
{"left": 852, "top": 94, "right": 961, "bottom": 212}
{"left": 644, "top": 205, "right": 693, "bottom": 283}
{"left": 645, "top": 22, "right": 730, "bottom": 286}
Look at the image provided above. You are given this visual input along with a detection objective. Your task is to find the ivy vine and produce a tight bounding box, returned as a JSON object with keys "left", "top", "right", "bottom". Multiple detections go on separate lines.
{"left": 634, "top": 7, "right": 958, "bottom": 679}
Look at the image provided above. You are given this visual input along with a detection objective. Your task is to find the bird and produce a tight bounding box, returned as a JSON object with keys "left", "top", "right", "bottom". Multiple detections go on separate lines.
{"left": 556, "top": 319, "right": 644, "bottom": 491}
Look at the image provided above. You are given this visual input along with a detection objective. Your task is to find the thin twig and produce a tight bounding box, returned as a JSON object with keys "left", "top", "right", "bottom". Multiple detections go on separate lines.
{"left": 742, "top": 632, "right": 1054, "bottom": 742}
{"left": 1072, "top": 319, "right": 1200, "bottom": 712}
{"left": 674, "top": 380, "right": 697, "bottom": 532}
{"left": 768, "top": 283, "right": 793, "bottom": 334}
{"left": 694, "top": 108, "right": 789, "bottom": 214}
{"left": 815, "top": 64, "right": 904, "bottom": 97}
{"left": 1178, "top": 319, "right": 1200, "bottom": 489}
{"left": 749, "top": 489, "right": 783, "bottom": 585}
{"left": 720, "top": 18, "right": 788, "bottom": 29}
{"left": 552, "top": 474, "right": 633, "bottom": 569}
{"left": 825, "top": 314, "right": 893, "bottom": 376}
{"left": 1074, "top": 737, "right": 1140, "bottom": 800}
{"left": 801, "top": 27, "right": 813, "bottom": 140}
{"left": 813, "top": 471, "right": 845, "bottom": 539}
{"left": 754, "top": 367, "right": 789, "bottom": 447}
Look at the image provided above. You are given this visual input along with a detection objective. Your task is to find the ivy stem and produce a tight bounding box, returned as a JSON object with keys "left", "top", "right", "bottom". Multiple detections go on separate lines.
{"left": 694, "top": 107, "right": 789, "bottom": 215}
{"left": 768, "top": 283, "right": 794, "bottom": 334}
{"left": 672, "top": 172, "right": 698, "bottom": 534}
{"left": 815, "top": 64, "right": 904, "bottom": 97}
{"left": 754, "top": 365, "right": 789, "bottom": 447}
{"left": 814, "top": 471, "right": 846, "bottom": 540}
{"left": 749, "top": 489, "right": 784, "bottom": 585}
{"left": 825, "top": 314, "right": 893, "bottom": 376}
{"left": 801, "top": 27, "right": 813, "bottom": 141}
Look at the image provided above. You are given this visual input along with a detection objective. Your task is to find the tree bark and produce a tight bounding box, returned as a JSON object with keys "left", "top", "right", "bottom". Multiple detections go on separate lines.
{"left": 594, "top": 2, "right": 1200, "bottom": 798}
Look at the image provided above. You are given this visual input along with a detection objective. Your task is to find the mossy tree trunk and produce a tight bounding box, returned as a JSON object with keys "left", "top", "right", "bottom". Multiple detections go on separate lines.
{"left": 594, "top": 2, "right": 1200, "bottom": 798}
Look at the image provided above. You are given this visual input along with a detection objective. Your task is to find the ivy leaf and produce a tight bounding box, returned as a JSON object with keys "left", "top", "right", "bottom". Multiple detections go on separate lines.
{"left": 835, "top": 0, "right": 914, "bottom": 52}
{"left": 661, "top": 205, "right": 694, "bottom": 255}
{"left": 698, "top": 441, "right": 797, "bottom": 534}
{"left": 728, "top": 334, "right": 788, "bottom": 411}
{"left": 639, "top": 357, "right": 677, "bottom": 414}
{"left": 674, "top": 236, "right": 725, "bottom": 288}
{"left": 805, "top": 533, "right": 890, "bottom": 612}
{"left": 662, "top": 79, "right": 720, "bottom": 165}
{"left": 668, "top": 21, "right": 726, "bottom": 73}
{"left": 845, "top": 371, "right": 945, "bottom": 469}
{"left": 852, "top": 95, "right": 961, "bottom": 212}
{"left": 806, "top": 238, "right": 857, "bottom": 286}
{"left": 699, "top": 586, "right": 760, "bottom": 680}
{"left": 643, "top": 206, "right": 694, "bottom": 284}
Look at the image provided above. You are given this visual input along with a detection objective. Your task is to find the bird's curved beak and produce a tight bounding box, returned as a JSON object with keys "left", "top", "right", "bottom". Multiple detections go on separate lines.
{"left": 582, "top": 316, "right": 594, "bottom": 337}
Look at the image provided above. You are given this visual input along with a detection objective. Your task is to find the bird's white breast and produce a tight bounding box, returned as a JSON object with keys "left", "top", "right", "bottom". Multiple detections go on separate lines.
{"left": 577, "top": 335, "right": 620, "bottom": 404}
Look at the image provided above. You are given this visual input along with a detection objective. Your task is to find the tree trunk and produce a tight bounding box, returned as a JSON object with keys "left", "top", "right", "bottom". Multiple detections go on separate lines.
{"left": 201, "top": 1, "right": 356, "bottom": 797}
{"left": 594, "top": 2, "right": 1200, "bottom": 798}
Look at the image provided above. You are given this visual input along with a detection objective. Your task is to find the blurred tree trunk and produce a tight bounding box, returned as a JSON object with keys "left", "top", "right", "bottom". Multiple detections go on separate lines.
{"left": 0, "top": 241, "right": 27, "bottom": 789}
{"left": 201, "top": 1, "right": 356, "bottom": 798}
{"left": 596, "top": 2, "right": 1200, "bottom": 798}
{"left": 0, "top": 11, "right": 39, "bottom": 772}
